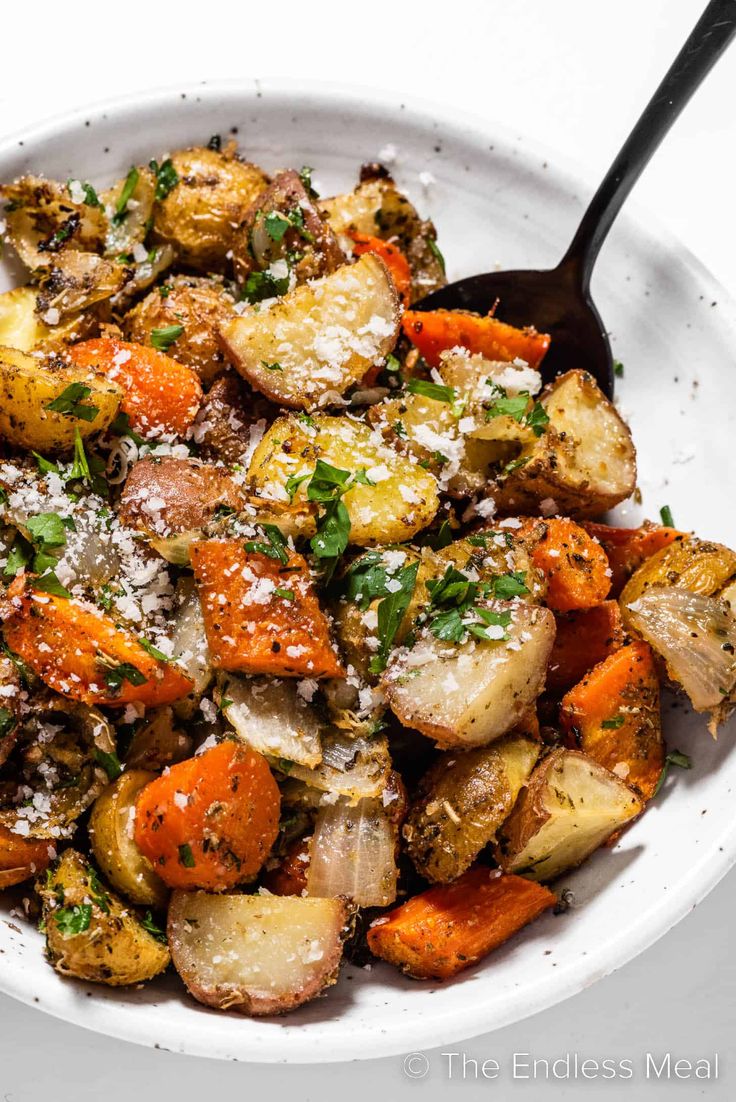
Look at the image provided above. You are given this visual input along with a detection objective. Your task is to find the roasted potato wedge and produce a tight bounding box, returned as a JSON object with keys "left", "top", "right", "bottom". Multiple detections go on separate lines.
{"left": 39, "top": 849, "right": 170, "bottom": 986}
{"left": 151, "top": 145, "right": 268, "bottom": 271}
{"left": 89, "top": 769, "right": 169, "bottom": 907}
{"left": 123, "top": 275, "right": 236, "bottom": 386}
{"left": 0, "top": 346, "right": 121, "bottom": 452}
{"left": 248, "top": 412, "right": 439, "bottom": 545}
{"left": 167, "top": 890, "right": 347, "bottom": 1015}
{"left": 232, "top": 168, "right": 345, "bottom": 288}
{"left": 220, "top": 254, "right": 400, "bottom": 410}
{"left": 320, "top": 169, "right": 446, "bottom": 302}
{"left": 0, "top": 285, "right": 96, "bottom": 352}
{"left": 619, "top": 535, "right": 736, "bottom": 608}
{"left": 492, "top": 370, "right": 637, "bottom": 518}
{"left": 496, "top": 749, "right": 644, "bottom": 881}
{"left": 403, "top": 734, "right": 541, "bottom": 883}
{"left": 383, "top": 603, "right": 555, "bottom": 748}
{"left": 219, "top": 673, "right": 323, "bottom": 768}
{"left": 118, "top": 455, "right": 244, "bottom": 560}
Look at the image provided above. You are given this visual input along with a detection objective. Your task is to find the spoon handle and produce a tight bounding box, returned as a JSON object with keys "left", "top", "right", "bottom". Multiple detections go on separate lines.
{"left": 562, "top": 0, "right": 736, "bottom": 290}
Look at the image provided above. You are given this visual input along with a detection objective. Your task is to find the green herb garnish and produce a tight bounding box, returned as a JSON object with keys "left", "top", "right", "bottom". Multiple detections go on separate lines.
{"left": 653, "top": 749, "right": 692, "bottom": 796}
{"left": 45, "top": 382, "right": 100, "bottom": 422}
{"left": 54, "top": 904, "right": 92, "bottom": 937}
{"left": 150, "top": 324, "right": 183, "bottom": 352}
{"left": 113, "top": 166, "right": 140, "bottom": 224}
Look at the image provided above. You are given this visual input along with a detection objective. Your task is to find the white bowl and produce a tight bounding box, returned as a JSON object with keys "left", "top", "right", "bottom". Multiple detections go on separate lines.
{"left": 0, "top": 80, "right": 734, "bottom": 1063}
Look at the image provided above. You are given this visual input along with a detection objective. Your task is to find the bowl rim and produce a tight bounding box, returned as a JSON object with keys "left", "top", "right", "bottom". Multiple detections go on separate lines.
{"left": 0, "top": 77, "right": 735, "bottom": 1063}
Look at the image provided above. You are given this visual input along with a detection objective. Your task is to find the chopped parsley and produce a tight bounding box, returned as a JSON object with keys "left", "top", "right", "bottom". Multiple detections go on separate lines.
{"left": 601, "top": 714, "right": 626, "bottom": 730}
{"left": 263, "top": 211, "right": 292, "bottom": 242}
{"left": 285, "top": 471, "right": 311, "bottom": 501}
{"left": 150, "top": 324, "right": 184, "bottom": 352}
{"left": 241, "top": 266, "right": 291, "bottom": 304}
{"left": 368, "top": 560, "right": 420, "bottom": 674}
{"left": 298, "top": 165, "right": 318, "bottom": 198}
{"left": 112, "top": 166, "right": 140, "bottom": 225}
{"left": 306, "top": 460, "right": 355, "bottom": 580}
{"left": 427, "top": 237, "right": 446, "bottom": 273}
{"left": 141, "top": 910, "right": 167, "bottom": 943}
{"left": 653, "top": 749, "right": 692, "bottom": 796}
{"left": 33, "top": 571, "right": 72, "bottom": 598}
{"left": 93, "top": 748, "right": 123, "bottom": 781}
{"left": 485, "top": 385, "right": 549, "bottom": 436}
{"left": 109, "top": 411, "right": 146, "bottom": 446}
{"left": 421, "top": 564, "right": 517, "bottom": 645}
{"left": 37, "top": 214, "right": 80, "bottom": 254}
{"left": 45, "top": 382, "right": 100, "bottom": 422}
{"left": 260, "top": 360, "right": 283, "bottom": 372}
{"left": 68, "top": 179, "right": 100, "bottom": 207}
{"left": 245, "top": 524, "right": 290, "bottom": 565}
{"left": 54, "top": 903, "right": 92, "bottom": 938}
{"left": 614, "top": 360, "right": 625, "bottom": 378}
{"left": 178, "top": 843, "right": 196, "bottom": 868}
{"left": 660, "top": 505, "right": 675, "bottom": 528}
{"left": 139, "top": 638, "right": 171, "bottom": 662}
{"left": 149, "top": 157, "right": 179, "bottom": 201}
{"left": 407, "top": 376, "right": 464, "bottom": 415}
{"left": 98, "top": 659, "right": 147, "bottom": 693}
{"left": 274, "top": 587, "right": 295, "bottom": 601}
{"left": 0, "top": 706, "right": 16, "bottom": 740}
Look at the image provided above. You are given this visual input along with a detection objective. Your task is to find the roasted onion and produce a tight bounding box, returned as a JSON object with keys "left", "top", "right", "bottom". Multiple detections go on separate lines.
{"left": 307, "top": 796, "right": 397, "bottom": 907}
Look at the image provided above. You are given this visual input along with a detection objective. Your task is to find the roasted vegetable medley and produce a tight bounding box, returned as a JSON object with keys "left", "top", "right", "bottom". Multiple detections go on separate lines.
{"left": 0, "top": 140, "right": 734, "bottom": 1011}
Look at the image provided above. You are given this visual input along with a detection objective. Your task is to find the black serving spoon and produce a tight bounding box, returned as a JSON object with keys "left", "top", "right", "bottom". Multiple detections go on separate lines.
{"left": 415, "top": 0, "right": 736, "bottom": 397}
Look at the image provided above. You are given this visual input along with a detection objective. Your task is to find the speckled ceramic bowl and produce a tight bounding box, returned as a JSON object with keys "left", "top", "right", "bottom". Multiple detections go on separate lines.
{"left": 0, "top": 80, "right": 734, "bottom": 1063}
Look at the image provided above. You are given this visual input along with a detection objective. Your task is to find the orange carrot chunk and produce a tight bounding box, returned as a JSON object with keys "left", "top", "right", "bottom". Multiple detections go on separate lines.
{"left": 190, "top": 538, "right": 344, "bottom": 679}
{"left": 547, "top": 601, "right": 625, "bottom": 695}
{"left": 582, "top": 521, "right": 684, "bottom": 596}
{"left": 560, "top": 640, "right": 663, "bottom": 800}
{"left": 367, "top": 867, "right": 555, "bottom": 980}
{"left": 402, "top": 309, "right": 550, "bottom": 370}
{"left": 350, "top": 233, "right": 412, "bottom": 306}
{"left": 518, "top": 517, "right": 612, "bottom": 612}
{"left": 0, "top": 826, "right": 55, "bottom": 890}
{"left": 2, "top": 577, "right": 193, "bottom": 708}
{"left": 134, "top": 740, "right": 280, "bottom": 891}
{"left": 67, "top": 337, "right": 202, "bottom": 438}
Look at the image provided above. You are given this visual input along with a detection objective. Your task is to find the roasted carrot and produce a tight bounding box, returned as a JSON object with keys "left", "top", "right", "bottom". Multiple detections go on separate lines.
{"left": 67, "top": 337, "right": 202, "bottom": 438}
{"left": 560, "top": 640, "right": 663, "bottom": 800}
{"left": 261, "top": 835, "right": 311, "bottom": 896}
{"left": 367, "top": 867, "right": 555, "bottom": 980}
{"left": 350, "top": 233, "right": 412, "bottom": 306}
{"left": 516, "top": 517, "right": 611, "bottom": 612}
{"left": 134, "top": 740, "right": 280, "bottom": 891}
{"left": 582, "top": 521, "right": 684, "bottom": 596}
{"left": 0, "top": 826, "right": 55, "bottom": 889}
{"left": 547, "top": 601, "right": 625, "bottom": 695}
{"left": 2, "top": 577, "right": 193, "bottom": 708}
{"left": 190, "top": 538, "right": 344, "bottom": 679}
{"left": 402, "top": 309, "right": 550, "bottom": 370}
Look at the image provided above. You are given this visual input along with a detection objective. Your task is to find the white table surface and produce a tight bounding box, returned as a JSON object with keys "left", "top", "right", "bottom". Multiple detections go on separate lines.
{"left": 1, "top": 0, "right": 735, "bottom": 1097}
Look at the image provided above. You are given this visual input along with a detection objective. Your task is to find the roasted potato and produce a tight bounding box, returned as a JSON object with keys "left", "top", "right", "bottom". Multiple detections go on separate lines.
{"left": 496, "top": 749, "right": 644, "bottom": 881}
{"left": 39, "top": 849, "right": 170, "bottom": 986}
{"left": 0, "top": 345, "right": 121, "bottom": 452}
{"left": 232, "top": 168, "right": 345, "bottom": 287}
{"left": 89, "top": 769, "right": 169, "bottom": 907}
{"left": 167, "top": 890, "right": 347, "bottom": 1015}
{"left": 196, "top": 371, "right": 276, "bottom": 465}
{"left": 118, "top": 455, "right": 244, "bottom": 561}
{"left": 220, "top": 254, "right": 400, "bottom": 410}
{"left": 151, "top": 145, "right": 268, "bottom": 271}
{"left": 383, "top": 603, "right": 555, "bottom": 748}
{"left": 122, "top": 275, "right": 236, "bottom": 386}
{"left": 403, "top": 733, "right": 541, "bottom": 883}
{"left": 492, "top": 370, "right": 637, "bottom": 517}
{"left": 219, "top": 673, "right": 323, "bottom": 768}
{"left": 0, "top": 285, "right": 96, "bottom": 352}
{"left": 619, "top": 535, "right": 736, "bottom": 608}
{"left": 248, "top": 412, "right": 439, "bottom": 545}
{"left": 320, "top": 168, "right": 446, "bottom": 302}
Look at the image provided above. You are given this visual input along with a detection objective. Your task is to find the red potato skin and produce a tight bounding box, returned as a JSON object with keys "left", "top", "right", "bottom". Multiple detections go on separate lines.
{"left": 67, "top": 337, "right": 203, "bottom": 438}
{"left": 367, "top": 867, "right": 555, "bottom": 980}
{"left": 134, "top": 741, "right": 281, "bottom": 890}
{"left": 190, "top": 539, "right": 344, "bottom": 679}
{"left": 402, "top": 309, "right": 550, "bottom": 370}
{"left": 118, "top": 456, "right": 245, "bottom": 537}
{"left": 2, "top": 577, "right": 193, "bottom": 708}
